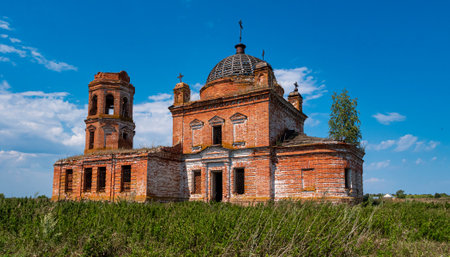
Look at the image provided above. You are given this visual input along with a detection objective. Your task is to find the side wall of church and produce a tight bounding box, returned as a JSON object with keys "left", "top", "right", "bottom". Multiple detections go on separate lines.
{"left": 269, "top": 97, "right": 304, "bottom": 145}
{"left": 146, "top": 155, "right": 186, "bottom": 201}
{"left": 274, "top": 145, "right": 363, "bottom": 202}
{"left": 52, "top": 154, "right": 149, "bottom": 202}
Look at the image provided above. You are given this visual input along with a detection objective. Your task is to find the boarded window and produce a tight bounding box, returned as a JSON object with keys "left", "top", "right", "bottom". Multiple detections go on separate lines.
{"left": 84, "top": 168, "right": 92, "bottom": 192}
{"left": 65, "top": 169, "right": 73, "bottom": 193}
{"left": 105, "top": 94, "right": 114, "bottom": 114}
{"left": 192, "top": 128, "right": 201, "bottom": 147}
{"left": 345, "top": 168, "right": 352, "bottom": 189}
{"left": 97, "top": 167, "right": 106, "bottom": 192}
{"left": 121, "top": 97, "right": 129, "bottom": 117}
{"left": 89, "top": 95, "right": 97, "bottom": 115}
{"left": 193, "top": 170, "right": 201, "bottom": 194}
{"left": 213, "top": 125, "right": 222, "bottom": 145}
{"left": 121, "top": 165, "right": 131, "bottom": 192}
{"left": 89, "top": 131, "right": 95, "bottom": 149}
{"left": 233, "top": 122, "right": 247, "bottom": 143}
{"left": 235, "top": 168, "right": 245, "bottom": 194}
{"left": 302, "top": 168, "right": 315, "bottom": 191}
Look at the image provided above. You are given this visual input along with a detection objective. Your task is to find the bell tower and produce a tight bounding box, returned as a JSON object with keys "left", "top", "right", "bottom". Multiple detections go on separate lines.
{"left": 84, "top": 71, "right": 135, "bottom": 154}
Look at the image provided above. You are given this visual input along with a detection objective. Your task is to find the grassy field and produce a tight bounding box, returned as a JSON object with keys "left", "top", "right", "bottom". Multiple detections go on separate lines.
{"left": 0, "top": 196, "right": 448, "bottom": 256}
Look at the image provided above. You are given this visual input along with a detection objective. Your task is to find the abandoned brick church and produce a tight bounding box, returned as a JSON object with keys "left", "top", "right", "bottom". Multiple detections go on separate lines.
{"left": 52, "top": 42, "right": 364, "bottom": 203}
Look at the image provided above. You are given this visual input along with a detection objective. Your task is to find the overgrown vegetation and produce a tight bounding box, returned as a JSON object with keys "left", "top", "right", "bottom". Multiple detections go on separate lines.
{"left": 328, "top": 89, "right": 362, "bottom": 146}
{"left": 0, "top": 197, "right": 448, "bottom": 256}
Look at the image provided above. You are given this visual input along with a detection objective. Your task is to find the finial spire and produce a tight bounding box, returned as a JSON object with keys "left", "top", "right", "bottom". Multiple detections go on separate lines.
{"left": 294, "top": 82, "right": 299, "bottom": 92}
{"left": 239, "top": 20, "right": 243, "bottom": 43}
{"left": 262, "top": 49, "right": 265, "bottom": 60}
{"left": 177, "top": 73, "right": 184, "bottom": 83}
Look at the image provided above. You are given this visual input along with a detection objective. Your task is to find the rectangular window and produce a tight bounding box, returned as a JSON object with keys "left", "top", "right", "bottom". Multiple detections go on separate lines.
{"left": 121, "top": 165, "right": 131, "bottom": 192}
{"left": 65, "top": 169, "right": 73, "bottom": 193}
{"left": 302, "top": 168, "right": 315, "bottom": 191}
{"left": 213, "top": 125, "right": 222, "bottom": 145}
{"left": 84, "top": 168, "right": 92, "bottom": 192}
{"left": 193, "top": 170, "right": 201, "bottom": 194}
{"left": 97, "top": 167, "right": 106, "bottom": 192}
{"left": 345, "top": 168, "right": 352, "bottom": 189}
{"left": 235, "top": 168, "right": 245, "bottom": 194}
{"left": 89, "top": 131, "right": 94, "bottom": 149}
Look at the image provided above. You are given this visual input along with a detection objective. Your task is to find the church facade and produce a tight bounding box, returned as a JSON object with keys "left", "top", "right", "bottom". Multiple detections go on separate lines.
{"left": 52, "top": 43, "right": 364, "bottom": 203}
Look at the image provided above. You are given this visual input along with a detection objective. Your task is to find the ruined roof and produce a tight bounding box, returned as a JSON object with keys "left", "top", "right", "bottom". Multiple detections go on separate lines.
{"left": 281, "top": 134, "right": 339, "bottom": 147}
{"left": 206, "top": 43, "right": 264, "bottom": 84}
{"left": 57, "top": 146, "right": 167, "bottom": 162}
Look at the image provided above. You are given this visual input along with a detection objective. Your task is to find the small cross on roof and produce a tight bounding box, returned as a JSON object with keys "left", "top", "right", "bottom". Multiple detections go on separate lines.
{"left": 294, "top": 82, "right": 299, "bottom": 92}
{"left": 177, "top": 73, "right": 184, "bottom": 83}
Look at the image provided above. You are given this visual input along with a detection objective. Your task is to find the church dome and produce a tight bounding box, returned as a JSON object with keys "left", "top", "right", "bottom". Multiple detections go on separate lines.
{"left": 206, "top": 43, "right": 263, "bottom": 84}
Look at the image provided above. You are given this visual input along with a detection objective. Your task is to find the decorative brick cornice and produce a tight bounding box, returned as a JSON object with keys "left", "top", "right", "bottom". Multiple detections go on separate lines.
{"left": 169, "top": 88, "right": 272, "bottom": 116}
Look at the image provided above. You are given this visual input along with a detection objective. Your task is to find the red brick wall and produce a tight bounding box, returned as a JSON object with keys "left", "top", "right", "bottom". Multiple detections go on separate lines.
{"left": 172, "top": 91, "right": 272, "bottom": 153}
{"left": 275, "top": 144, "right": 364, "bottom": 202}
{"left": 84, "top": 72, "right": 135, "bottom": 154}
{"left": 147, "top": 154, "right": 186, "bottom": 201}
{"left": 52, "top": 149, "right": 185, "bottom": 202}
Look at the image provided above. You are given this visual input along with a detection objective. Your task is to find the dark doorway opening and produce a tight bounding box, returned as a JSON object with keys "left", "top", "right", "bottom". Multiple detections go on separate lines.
{"left": 213, "top": 125, "right": 222, "bottom": 145}
{"left": 212, "top": 171, "right": 223, "bottom": 202}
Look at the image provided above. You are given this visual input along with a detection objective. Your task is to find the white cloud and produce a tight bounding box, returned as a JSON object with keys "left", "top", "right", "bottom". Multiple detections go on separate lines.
{"left": 133, "top": 96, "right": 173, "bottom": 147}
{"left": 0, "top": 56, "right": 11, "bottom": 62}
{"left": 431, "top": 156, "right": 437, "bottom": 161}
{"left": 367, "top": 134, "right": 439, "bottom": 152}
{"left": 24, "top": 47, "right": 77, "bottom": 72}
{"left": 0, "top": 44, "right": 26, "bottom": 57}
{"left": 0, "top": 80, "right": 10, "bottom": 91}
{"left": 0, "top": 20, "right": 11, "bottom": 30}
{"left": 274, "top": 67, "right": 327, "bottom": 102}
{"left": 9, "top": 37, "right": 20, "bottom": 43}
{"left": 415, "top": 140, "right": 440, "bottom": 152}
{"left": 0, "top": 149, "right": 58, "bottom": 197}
{"left": 364, "top": 177, "right": 385, "bottom": 183}
{"left": 373, "top": 112, "right": 406, "bottom": 125}
{"left": 366, "top": 160, "right": 391, "bottom": 170}
{"left": 304, "top": 112, "right": 326, "bottom": 127}
{"left": 415, "top": 158, "right": 424, "bottom": 165}
{"left": 367, "top": 139, "right": 396, "bottom": 151}
{"left": 192, "top": 83, "right": 203, "bottom": 90}
{"left": 0, "top": 33, "right": 21, "bottom": 43}
{"left": 0, "top": 83, "right": 85, "bottom": 152}
{"left": 148, "top": 93, "right": 172, "bottom": 101}
{"left": 0, "top": 19, "right": 77, "bottom": 72}
{"left": 394, "top": 134, "right": 418, "bottom": 152}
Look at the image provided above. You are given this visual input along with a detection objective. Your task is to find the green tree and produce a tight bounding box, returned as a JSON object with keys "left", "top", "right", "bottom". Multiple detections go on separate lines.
{"left": 328, "top": 90, "right": 362, "bottom": 145}
{"left": 396, "top": 190, "right": 406, "bottom": 199}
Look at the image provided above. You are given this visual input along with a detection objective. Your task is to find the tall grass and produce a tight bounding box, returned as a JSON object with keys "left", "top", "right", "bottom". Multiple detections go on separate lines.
{"left": 0, "top": 197, "right": 448, "bottom": 256}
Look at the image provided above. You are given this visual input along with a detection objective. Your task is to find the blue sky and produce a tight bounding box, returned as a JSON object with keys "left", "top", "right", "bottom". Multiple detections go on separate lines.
{"left": 0, "top": 0, "right": 449, "bottom": 197}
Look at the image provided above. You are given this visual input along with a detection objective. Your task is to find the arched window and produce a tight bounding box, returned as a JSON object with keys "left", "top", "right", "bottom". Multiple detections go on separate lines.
{"left": 105, "top": 94, "right": 114, "bottom": 114}
{"left": 121, "top": 97, "right": 129, "bottom": 118}
{"left": 122, "top": 132, "right": 128, "bottom": 140}
{"left": 89, "top": 95, "right": 97, "bottom": 115}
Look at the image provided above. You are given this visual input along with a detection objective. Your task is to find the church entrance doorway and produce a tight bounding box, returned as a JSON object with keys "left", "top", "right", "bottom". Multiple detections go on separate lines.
{"left": 212, "top": 171, "right": 223, "bottom": 202}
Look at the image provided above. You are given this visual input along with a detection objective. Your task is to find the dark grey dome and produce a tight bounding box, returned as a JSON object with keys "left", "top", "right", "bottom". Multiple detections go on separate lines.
{"left": 206, "top": 43, "right": 263, "bottom": 84}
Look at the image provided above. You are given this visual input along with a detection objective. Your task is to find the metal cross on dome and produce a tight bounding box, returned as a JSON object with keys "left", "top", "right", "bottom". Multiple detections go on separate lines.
{"left": 294, "top": 82, "right": 299, "bottom": 92}
{"left": 239, "top": 20, "right": 243, "bottom": 43}
{"left": 177, "top": 73, "right": 184, "bottom": 83}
